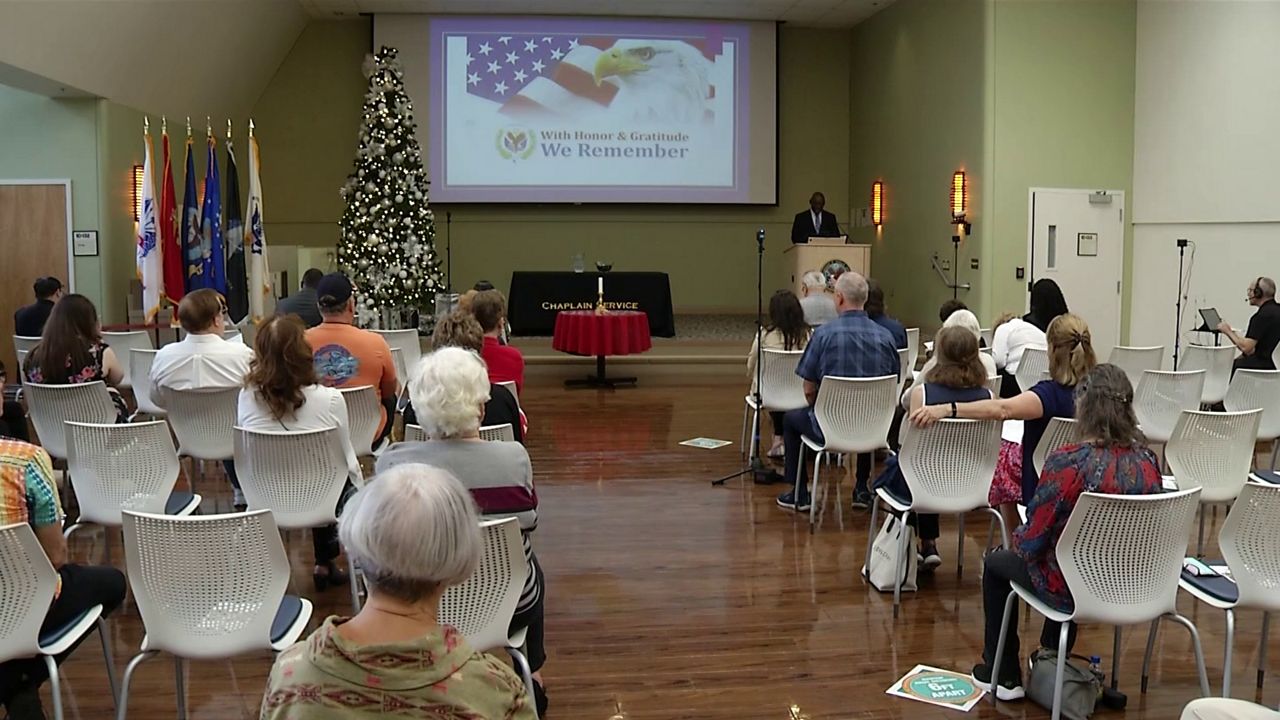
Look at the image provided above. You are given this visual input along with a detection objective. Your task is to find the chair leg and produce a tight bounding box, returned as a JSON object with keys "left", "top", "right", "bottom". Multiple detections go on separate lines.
{"left": 740, "top": 404, "right": 749, "bottom": 460}
{"left": 1223, "top": 609, "right": 1235, "bottom": 697}
{"left": 98, "top": 618, "right": 119, "bottom": 709}
{"left": 1112, "top": 626, "right": 1122, "bottom": 690}
{"left": 833, "top": 468, "right": 844, "bottom": 531}
{"left": 1051, "top": 621, "right": 1071, "bottom": 720}
{"left": 1270, "top": 441, "right": 1278, "bottom": 471}
{"left": 956, "top": 512, "right": 965, "bottom": 579}
{"left": 864, "top": 495, "right": 880, "bottom": 578}
{"left": 1142, "top": 618, "right": 1159, "bottom": 693}
{"left": 893, "top": 512, "right": 908, "bottom": 619}
{"left": 506, "top": 647, "right": 537, "bottom": 705}
{"left": 1197, "top": 505, "right": 1206, "bottom": 558}
{"left": 1165, "top": 612, "right": 1213, "bottom": 698}
{"left": 347, "top": 555, "right": 361, "bottom": 613}
{"left": 1258, "top": 612, "right": 1270, "bottom": 690}
{"left": 988, "top": 591, "right": 1018, "bottom": 706}
{"left": 116, "top": 650, "right": 157, "bottom": 720}
{"left": 175, "top": 657, "right": 187, "bottom": 720}
{"left": 43, "top": 655, "right": 63, "bottom": 720}
{"left": 809, "top": 450, "right": 822, "bottom": 532}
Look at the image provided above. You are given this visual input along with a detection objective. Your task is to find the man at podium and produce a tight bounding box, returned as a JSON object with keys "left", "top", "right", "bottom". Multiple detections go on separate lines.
{"left": 791, "top": 192, "right": 842, "bottom": 244}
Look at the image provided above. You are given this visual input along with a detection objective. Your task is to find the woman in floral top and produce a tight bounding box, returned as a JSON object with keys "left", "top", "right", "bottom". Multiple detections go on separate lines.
{"left": 962, "top": 364, "right": 1164, "bottom": 700}
{"left": 261, "top": 463, "right": 537, "bottom": 720}
{"left": 22, "top": 294, "right": 127, "bottom": 421}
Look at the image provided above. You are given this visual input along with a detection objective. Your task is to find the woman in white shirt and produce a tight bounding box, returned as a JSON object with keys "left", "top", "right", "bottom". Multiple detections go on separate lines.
{"left": 747, "top": 290, "right": 812, "bottom": 458}
{"left": 990, "top": 312, "right": 1047, "bottom": 398}
{"left": 237, "top": 315, "right": 362, "bottom": 591}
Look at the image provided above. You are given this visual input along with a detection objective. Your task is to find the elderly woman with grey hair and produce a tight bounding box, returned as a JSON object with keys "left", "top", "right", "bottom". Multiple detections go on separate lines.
{"left": 376, "top": 346, "right": 548, "bottom": 714}
{"left": 260, "top": 464, "right": 537, "bottom": 719}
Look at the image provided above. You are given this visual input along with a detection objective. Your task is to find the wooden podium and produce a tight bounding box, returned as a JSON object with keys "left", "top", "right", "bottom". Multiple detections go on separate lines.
{"left": 783, "top": 239, "right": 872, "bottom": 295}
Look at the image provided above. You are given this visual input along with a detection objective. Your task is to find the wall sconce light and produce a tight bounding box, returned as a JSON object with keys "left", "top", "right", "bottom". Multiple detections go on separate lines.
{"left": 132, "top": 164, "right": 145, "bottom": 221}
{"left": 950, "top": 170, "right": 967, "bottom": 221}
{"left": 871, "top": 181, "right": 884, "bottom": 226}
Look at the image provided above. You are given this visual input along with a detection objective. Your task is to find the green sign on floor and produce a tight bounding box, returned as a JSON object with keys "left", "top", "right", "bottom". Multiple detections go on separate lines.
{"left": 886, "top": 664, "right": 986, "bottom": 712}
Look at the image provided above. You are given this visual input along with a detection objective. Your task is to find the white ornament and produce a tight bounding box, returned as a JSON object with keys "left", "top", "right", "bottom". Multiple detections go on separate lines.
{"left": 395, "top": 194, "right": 404, "bottom": 203}
{"left": 399, "top": 270, "right": 408, "bottom": 278}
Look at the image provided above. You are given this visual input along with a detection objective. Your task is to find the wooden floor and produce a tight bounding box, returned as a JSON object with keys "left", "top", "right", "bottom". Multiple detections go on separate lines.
{"left": 50, "top": 381, "right": 1275, "bottom": 719}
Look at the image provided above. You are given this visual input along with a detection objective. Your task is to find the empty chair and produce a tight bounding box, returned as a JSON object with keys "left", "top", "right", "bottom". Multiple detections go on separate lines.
{"left": 13, "top": 334, "right": 42, "bottom": 358}
{"left": 741, "top": 349, "right": 805, "bottom": 460}
{"left": 403, "top": 423, "right": 426, "bottom": 443}
{"left": 117, "top": 509, "right": 312, "bottom": 720}
{"left": 1135, "top": 370, "right": 1206, "bottom": 445}
{"left": 895, "top": 347, "right": 910, "bottom": 395}
{"left": 1180, "top": 345, "right": 1237, "bottom": 405}
{"left": 798, "top": 375, "right": 898, "bottom": 531}
{"left": 22, "top": 382, "right": 118, "bottom": 461}
{"left": 1224, "top": 369, "right": 1280, "bottom": 469}
{"left": 0, "top": 522, "right": 118, "bottom": 720}
{"left": 163, "top": 387, "right": 239, "bottom": 487}
{"left": 988, "top": 489, "right": 1210, "bottom": 719}
{"left": 1015, "top": 346, "right": 1049, "bottom": 392}
{"left": 1031, "top": 417, "right": 1080, "bottom": 478}
{"left": 867, "top": 418, "right": 1004, "bottom": 617}
{"left": 373, "top": 328, "right": 422, "bottom": 376}
{"left": 1109, "top": 345, "right": 1164, "bottom": 389}
{"left": 1179, "top": 482, "right": 1280, "bottom": 697}
{"left": 127, "top": 349, "right": 166, "bottom": 420}
{"left": 980, "top": 327, "right": 993, "bottom": 348}
{"left": 100, "top": 331, "right": 153, "bottom": 390}
{"left": 479, "top": 423, "right": 517, "bottom": 442}
{"left": 906, "top": 328, "right": 920, "bottom": 374}
{"left": 1166, "top": 409, "right": 1261, "bottom": 556}
{"left": 340, "top": 385, "right": 385, "bottom": 458}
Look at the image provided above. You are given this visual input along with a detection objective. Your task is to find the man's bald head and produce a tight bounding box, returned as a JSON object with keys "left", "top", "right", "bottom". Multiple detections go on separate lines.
{"left": 834, "top": 271, "right": 868, "bottom": 310}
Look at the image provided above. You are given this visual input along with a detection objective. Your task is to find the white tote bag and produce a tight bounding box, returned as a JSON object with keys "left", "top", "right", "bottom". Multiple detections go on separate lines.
{"left": 862, "top": 514, "right": 918, "bottom": 592}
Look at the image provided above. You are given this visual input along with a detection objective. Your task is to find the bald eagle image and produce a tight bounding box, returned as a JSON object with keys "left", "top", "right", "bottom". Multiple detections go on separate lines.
{"left": 592, "top": 39, "right": 714, "bottom": 124}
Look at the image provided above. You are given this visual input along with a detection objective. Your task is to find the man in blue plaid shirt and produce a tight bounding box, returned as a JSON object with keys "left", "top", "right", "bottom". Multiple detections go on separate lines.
{"left": 776, "top": 271, "right": 900, "bottom": 512}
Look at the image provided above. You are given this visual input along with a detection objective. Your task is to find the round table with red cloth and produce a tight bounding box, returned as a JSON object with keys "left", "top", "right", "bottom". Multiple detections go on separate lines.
{"left": 551, "top": 310, "right": 652, "bottom": 387}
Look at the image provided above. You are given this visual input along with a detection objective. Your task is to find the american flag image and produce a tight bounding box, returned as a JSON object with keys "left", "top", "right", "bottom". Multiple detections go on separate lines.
{"left": 460, "top": 33, "right": 722, "bottom": 122}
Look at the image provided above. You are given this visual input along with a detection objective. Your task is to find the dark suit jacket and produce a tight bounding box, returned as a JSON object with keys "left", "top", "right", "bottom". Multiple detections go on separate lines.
{"left": 274, "top": 287, "right": 323, "bottom": 328}
{"left": 14, "top": 300, "right": 54, "bottom": 338}
{"left": 791, "top": 209, "right": 841, "bottom": 244}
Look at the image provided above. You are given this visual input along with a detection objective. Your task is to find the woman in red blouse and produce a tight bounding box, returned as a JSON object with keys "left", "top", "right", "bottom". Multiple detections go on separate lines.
{"left": 968, "top": 363, "right": 1165, "bottom": 700}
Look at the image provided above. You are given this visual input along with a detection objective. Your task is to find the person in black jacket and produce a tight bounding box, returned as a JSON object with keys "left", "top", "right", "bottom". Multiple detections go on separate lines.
{"left": 13, "top": 277, "right": 62, "bottom": 337}
{"left": 790, "top": 192, "right": 841, "bottom": 244}
{"left": 274, "top": 268, "right": 324, "bottom": 328}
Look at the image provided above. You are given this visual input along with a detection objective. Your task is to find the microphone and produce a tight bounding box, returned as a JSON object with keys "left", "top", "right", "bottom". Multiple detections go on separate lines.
{"left": 756, "top": 227, "right": 765, "bottom": 249}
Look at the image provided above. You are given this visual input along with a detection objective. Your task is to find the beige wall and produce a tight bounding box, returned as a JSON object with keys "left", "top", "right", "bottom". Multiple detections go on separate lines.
{"left": 252, "top": 21, "right": 852, "bottom": 312}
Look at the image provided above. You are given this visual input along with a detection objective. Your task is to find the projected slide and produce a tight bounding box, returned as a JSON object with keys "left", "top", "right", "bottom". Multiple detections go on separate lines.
{"left": 428, "top": 17, "right": 753, "bottom": 203}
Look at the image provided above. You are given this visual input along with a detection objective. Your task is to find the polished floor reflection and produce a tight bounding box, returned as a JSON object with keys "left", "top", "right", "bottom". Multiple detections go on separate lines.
{"left": 52, "top": 382, "right": 1271, "bottom": 718}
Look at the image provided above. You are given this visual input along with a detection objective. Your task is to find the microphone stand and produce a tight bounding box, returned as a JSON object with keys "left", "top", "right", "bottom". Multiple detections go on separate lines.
{"left": 713, "top": 227, "right": 770, "bottom": 486}
{"left": 1173, "top": 238, "right": 1188, "bottom": 368}
{"left": 445, "top": 211, "right": 453, "bottom": 292}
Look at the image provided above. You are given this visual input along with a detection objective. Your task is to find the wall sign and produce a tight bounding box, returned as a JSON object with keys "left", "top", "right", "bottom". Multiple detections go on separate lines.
{"left": 1077, "top": 232, "right": 1098, "bottom": 257}
{"left": 72, "top": 231, "right": 99, "bottom": 257}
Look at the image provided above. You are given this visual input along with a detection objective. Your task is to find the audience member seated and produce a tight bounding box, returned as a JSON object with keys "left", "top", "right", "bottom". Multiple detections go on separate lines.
{"left": 150, "top": 289, "right": 253, "bottom": 508}
{"left": 1025, "top": 278, "right": 1070, "bottom": 332}
{"left": 260, "top": 464, "right": 538, "bottom": 720}
{"left": 799, "top": 271, "right": 837, "bottom": 327}
{"left": 274, "top": 267, "right": 324, "bottom": 328}
{"left": 1219, "top": 276, "right": 1280, "bottom": 372}
{"left": 910, "top": 314, "right": 1096, "bottom": 541}
{"left": 912, "top": 309, "right": 997, "bottom": 391}
{"left": 22, "top": 294, "right": 127, "bottom": 421}
{"left": 938, "top": 298, "right": 968, "bottom": 325}
{"left": 956, "top": 364, "right": 1163, "bottom": 700}
{"left": 991, "top": 311, "right": 1047, "bottom": 398}
{"left": 0, "top": 438, "right": 126, "bottom": 720}
{"left": 306, "top": 273, "right": 398, "bottom": 448}
{"left": 13, "top": 276, "right": 63, "bottom": 338}
{"left": 747, "top": 290, "right": 812, "bottom": 459}
{"left": 377, "top": 347, "right": 547, "bottom": 713}
{"left": 875, "top": 327, "right": 992, "bottom": 568}
{"left": 403, "top": 311, "right": 524, "bottom": 443}
{"left": 238, "top": 315, "right": 360, "bottom": 590}
{"left": 472, "top": 289, "right": 526, "bottom": 395}
{"left": 0, "top": 361, "right": 29, "bottom": 442}
{"left": 774, "top": 271, "right": 900, "bottom": 511}
{"left": 865, "top": 279, "right": 907, "bottom": 349}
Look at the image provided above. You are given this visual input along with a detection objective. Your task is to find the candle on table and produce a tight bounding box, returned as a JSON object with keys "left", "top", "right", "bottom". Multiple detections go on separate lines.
{"left": 598, "top": 276, "right": 603, "bottom": 294}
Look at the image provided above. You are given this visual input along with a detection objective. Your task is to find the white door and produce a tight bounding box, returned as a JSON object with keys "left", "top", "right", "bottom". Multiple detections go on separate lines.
{"left": 1027, "top": 188, "right": 1124, "bottom": 359}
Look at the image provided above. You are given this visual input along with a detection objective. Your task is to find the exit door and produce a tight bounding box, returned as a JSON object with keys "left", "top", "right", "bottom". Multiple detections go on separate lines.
{"left": 1028, "top": 188, "right": 1124, "bottom": 359}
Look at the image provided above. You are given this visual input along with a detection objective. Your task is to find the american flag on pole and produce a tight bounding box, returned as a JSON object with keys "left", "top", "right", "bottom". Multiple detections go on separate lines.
{"left": 135, "top": 130, "right": 161, "bottom": 323}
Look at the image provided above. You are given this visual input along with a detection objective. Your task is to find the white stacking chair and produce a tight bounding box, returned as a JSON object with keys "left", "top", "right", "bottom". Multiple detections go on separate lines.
{"left": 980, "top": 327, "right": 994, "bottom": 348}
{"left": 1273, "top": 343, "right": 1280, "bottom": 375}
{"left": 22, "top": 381, "right": 118, "bottom": 461}
{"left": 480, "top": 423, "right": 517, "bottom": 442}
{"left": 100, "top": 331, "right": 153, "bottom": 390}
{"left": 389, "top": 347, "right": 409, "bottom": 411}
{"left": 497, "top": 379, "right": 519, "bottom": 407}
{"left": 741, "top": 349, "right": 805, "bottom": 460}
{"left": 117, "top": 509, "right": 312, "bottom": 720}
{"left": 799, "top": 375, "right": 898, "bottom": 532}
{"left": 1015, "top": 346, "right": 1050, "bottom": 392}
{"left": 895, "top": 347, "right": 910, "bottom": 396}
{"left": 234, "top": 426, "right": 360, "bottom": 611}
{"left": 988, "top": 489, "right": 1210, "bottom": 720}
{"left": 439, "top": 517, "right": 537, "bottom": 702}
{"left": 866, "top": 418, "right": 1003, "bottom": 617}
{"left": 403, "top": 423, "right": 426, "bottom": 443}
{"left": 1032, "top": 417, "right": 1080, "bottom": 478}
{"left": 1225, "top": 369, "right": 1280, "bottom": 469}
{"left": 220, "top": 329, "right": 244, "bottom": 344}
{"left": 127, "top": 349, "right": 166, "bottom": 420}
{"left": 0, "top": 522, "right": 118, "bottom": 720}
{"left": 1109, "top": 345, "right": 1165, "bottom": 390}
{"left": 1179, "top": 482, "right": 1280, "bottom": 697}
{"left": 373, "top": 328, "right": 422, "bottom": 376}
{"left": 906, "top": 328, "right": 920, "bottom": 375}
{"left": 13, "top": 335, "right": 41, "bottom": 372}
{"left": 986, "top": 376, "right": 1003, "bottom": 398}
{"left": 1166, "top": 409, "right": 1261, "bottom": 556}
{"left": 1180, "top": 344, "right": 1237, "bottom": 406}
{"left": 340, "top": 385, "right": 386, "bottom": 459}
{"left": 64, "top": 421, "right": 201, "bottom": 556}
{"left": 1135, "top": 370, "right": 1206, "bottom": 446}
{"left": 164, "top": 387, "right": 239, "bottom": 496}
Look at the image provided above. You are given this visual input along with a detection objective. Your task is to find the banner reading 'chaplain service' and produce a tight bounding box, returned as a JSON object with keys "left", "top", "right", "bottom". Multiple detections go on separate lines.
{"left": 428, "top": 16, "right": 752, "bottom": 204}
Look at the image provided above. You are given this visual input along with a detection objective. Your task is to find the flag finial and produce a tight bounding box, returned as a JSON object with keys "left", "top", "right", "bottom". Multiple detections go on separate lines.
{"left": 161, "top": 116, "right": 167, "bottom": 134}
{"left": 227, "top": 118, "right": 232, "bottom": 141}
{"left": 248, "top": 118, "right": 255, "bottom": 138}
{"left": 185, "top": 116, "right": 191, "bottom": 137}
{"left": 143, "top": 116, "right": 149, "bottom": 134}
{"left": 206, "top": 117, "right": 212, "bottom": 138}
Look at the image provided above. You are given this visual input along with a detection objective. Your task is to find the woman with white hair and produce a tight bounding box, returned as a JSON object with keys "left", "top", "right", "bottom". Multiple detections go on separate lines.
{"left": 260, "top": 464, "right": 537, "bottom": 719}
{"left": 906, "top": 309, "right": 997, "bottom": 408}
{"left": 377, "top": 347, "right": 547, "bottom": 714}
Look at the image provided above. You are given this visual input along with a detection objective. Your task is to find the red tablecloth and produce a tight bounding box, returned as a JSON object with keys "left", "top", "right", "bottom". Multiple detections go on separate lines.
{"left": 552, "top": 310, "right": 652, "bottom": 357}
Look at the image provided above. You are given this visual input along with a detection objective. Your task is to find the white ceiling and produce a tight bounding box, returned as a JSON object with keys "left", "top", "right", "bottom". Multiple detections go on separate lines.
{"left": 298, "top": 0, "right": 893, "bottom": 27}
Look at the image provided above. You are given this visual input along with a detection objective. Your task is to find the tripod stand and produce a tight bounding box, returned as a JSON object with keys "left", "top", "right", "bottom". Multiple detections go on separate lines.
{"left": 713, "top": 228, "right": 772, "bottom": 486}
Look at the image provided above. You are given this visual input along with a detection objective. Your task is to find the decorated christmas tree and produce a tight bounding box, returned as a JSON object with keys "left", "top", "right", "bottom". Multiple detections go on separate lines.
{"left": 337, "top": 46, "right": 443, "bottom": 329}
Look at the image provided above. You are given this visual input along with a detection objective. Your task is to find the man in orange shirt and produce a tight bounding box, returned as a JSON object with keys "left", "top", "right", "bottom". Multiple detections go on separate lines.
{"left": 305, "top": 274, "right": 399, "bottom": 447}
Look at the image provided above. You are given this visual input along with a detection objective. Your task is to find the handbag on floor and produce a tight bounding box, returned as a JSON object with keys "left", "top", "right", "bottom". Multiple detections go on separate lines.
{"left": 863, "top": 514, "right": 918, "bottom": 592}
{"left": 1026, "top": 648, "right": 1102, "bottom": 720}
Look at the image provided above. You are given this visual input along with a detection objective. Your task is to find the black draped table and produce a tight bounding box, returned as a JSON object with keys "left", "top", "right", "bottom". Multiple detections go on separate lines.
{"left": 507, "top": 271, "right": 676, "bottom": 337}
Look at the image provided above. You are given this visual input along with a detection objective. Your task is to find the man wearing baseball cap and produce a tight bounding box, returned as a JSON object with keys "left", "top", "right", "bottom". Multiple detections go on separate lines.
{"left": 305, "top": 273, "right": 399, "bottom": 447}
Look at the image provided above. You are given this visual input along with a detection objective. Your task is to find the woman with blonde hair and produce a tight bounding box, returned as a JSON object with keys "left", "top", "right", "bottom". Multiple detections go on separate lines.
{"left": 910, "top": 314, "right": 1097, "bottom": 535}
